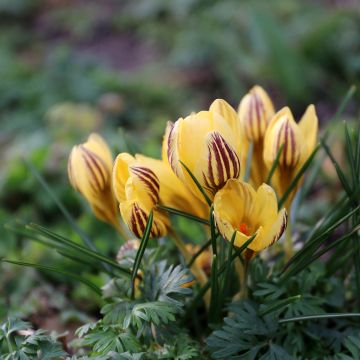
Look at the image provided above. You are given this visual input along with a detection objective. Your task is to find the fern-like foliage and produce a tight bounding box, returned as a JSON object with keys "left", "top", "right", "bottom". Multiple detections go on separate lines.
{"left": 143, "top": 260, "right": 194, "bottom": 310}
{"left": 0, "top": 317, "right": 67, "bottom": 360}
{"left": 206, "top": 301, "right": 292, "bottom": 359}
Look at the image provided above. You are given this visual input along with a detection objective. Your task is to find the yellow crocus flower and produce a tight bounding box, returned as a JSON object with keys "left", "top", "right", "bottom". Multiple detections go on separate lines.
{"left": 112, "top": 153, "right": 169, "bottom": 238}
{"left": 68, "top": 133, "right": 119, "bottom": 229}
{"left": 263, "top": 105, "right": 318, "bottom": 209}
{"left": 213, "top": 179, "right": 287, "bottom": 256}
{"left": 166, "top": 100, "right": 243, "bottom": 201}
{"left": 238, "top": 85, "right": 275, "bottom": 188}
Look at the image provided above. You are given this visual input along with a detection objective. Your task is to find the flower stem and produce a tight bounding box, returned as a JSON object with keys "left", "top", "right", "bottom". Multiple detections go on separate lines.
{"left": 234, "top": 256, "right": 249, "bottom": 300}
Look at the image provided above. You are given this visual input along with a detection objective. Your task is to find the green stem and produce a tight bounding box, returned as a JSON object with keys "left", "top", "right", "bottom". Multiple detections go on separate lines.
{"left": 234, "top": 256, "right": 249, "bottom": 300}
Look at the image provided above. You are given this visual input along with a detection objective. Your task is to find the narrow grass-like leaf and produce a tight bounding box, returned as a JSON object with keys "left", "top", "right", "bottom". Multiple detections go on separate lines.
{"left": 279, "top": 313, "right": 360, "bottom": 324}
{"left": 157, "top": 204, "right": 209, "bottom": 225}
{"left": 355, "top": 121, "right": 360, "bottom": 174}
{"left": 209, "top": 205, "right": 217, "bottom": 256}
{"left": 266, "top": 144, "right": 284, "bottom": 184}
{"left": 321, "top": 139, "right": 352, "bottom": 196}
{"left": 278, "top": 144, "right": 320, "bottom": 208}
{"left": 344, "top": 122, "right": 357, "bottom": 187}
{"left": 283, "top": 227, "right": 359, "bottom": 280}
{"left": 1, "top": 259, "right": 101, "bottom": 295}
{"left": 221, "top": 232, "right": 236, "bottom": 305}
{"left": 187, "top": 239, "right": 212, "bottom": 268}
{"left": 131, "top": 211, "right": 153, "bottom": 299}
{"left": 244, "top": 142, "right": 253, "bottom": 182}
{"left": 209, "top": 255, "right": 219, "bottom": 323}
{"left": 27, "top": 223, "right": 132, "bottom": 277}
{"left": 24, "top": 159, "right": 98, "bottom": 251}
{"left": 283, "top": 204, "right": 360, "bottom": 273}
{"left": 259, "top": 295, "right": 302, "bottom": 317}
{"left": 180, "top": 160, "right": 212, "bottom": 206}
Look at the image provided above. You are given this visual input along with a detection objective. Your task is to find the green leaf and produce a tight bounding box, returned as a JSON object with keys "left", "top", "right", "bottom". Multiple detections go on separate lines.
{"left": 259, "top": 295, "right": 302, "bottom": 317}
{"left": 180, "top": 160, "right": 212, "bottom": 206}
{"left": 1, "top": 259, "right": 102, "bottom": 295}
{"left": 157, "top": 204, "right": 209, "bottom": 225}
{"left": 266, "top": 144, "right": 284, "bottom": 185}
{"left": 24, "top": 159, "right": 99, "bottom": 252}
{"left": 278, "top": 143, "right": 320, "bottom": 208}
{"left": 131, "top": 210, "right": 153, "bottom": 299}
{"left": 279, "top": 313, "right": 360, "bottom": 324}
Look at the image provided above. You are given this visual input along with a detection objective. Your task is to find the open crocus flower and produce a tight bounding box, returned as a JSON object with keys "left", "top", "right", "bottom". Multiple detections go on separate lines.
{"left": 238, "top": 85, "right": 275, "bottom": 188}
{"left": 166, "top": 99, "right": 244, "bottom": 201}
{"left": 68, "top": 133, "right": 119, "bottom": 229}
{"left": 213, "top": 179, "right": 287, "bottom": 255}
{"left": 112, "top": 153, "right": 169, "bottom": 238}
{"left": 263, "top": 105, "right": 318, "bottom": 209}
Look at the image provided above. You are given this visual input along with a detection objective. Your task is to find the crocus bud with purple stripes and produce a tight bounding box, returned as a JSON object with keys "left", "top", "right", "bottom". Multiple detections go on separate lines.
{"left": 263, "top": 105, "right": 318, "bottom": 209}
{"left": 166, "top": 100, "right": 243, "bottom": 201}
{"left": 112, "top": 153, "right": 169, "bottom": 238}
{"left": 238, "top": 85, "right": 275, "bottom": 188}
{"left": 68, "top": 133, "right": 119, "bottom": 228}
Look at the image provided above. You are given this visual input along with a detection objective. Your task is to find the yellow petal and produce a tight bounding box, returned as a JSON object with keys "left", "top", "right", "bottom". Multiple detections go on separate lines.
{"left": 298, "top": 104, "right": 318, "bottom": 159}
{"left": 135, "top": 155, "right": 208, "bottom": 219}
{"left": 112, "top": 153, "right": 135, "bottom": 203}
{"left": 253, "top": 183, "right": 279, "bottom": 227}
{"left": 260, "top": 208, "right": 288, "bottom": 249}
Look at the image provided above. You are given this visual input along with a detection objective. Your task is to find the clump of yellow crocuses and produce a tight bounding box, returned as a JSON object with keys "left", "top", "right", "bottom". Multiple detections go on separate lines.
{"left": 68, "top": 85, "right": 317, "bottom": 280}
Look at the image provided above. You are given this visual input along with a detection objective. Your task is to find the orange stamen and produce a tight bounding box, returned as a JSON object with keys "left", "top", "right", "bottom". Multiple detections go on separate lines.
{"left": 238, "top": 223, "right": 250, "bottom": 236}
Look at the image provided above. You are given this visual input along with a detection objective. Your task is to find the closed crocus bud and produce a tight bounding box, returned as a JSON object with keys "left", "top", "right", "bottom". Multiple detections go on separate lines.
{"left": 263, "top": 105, "right": 318, "bottom": 208}
{"left": 167, "top": 100, "right": 242, "bottom": 200}
{"left": 113, "top": 153, "right": 169, "bottom": 238}
{"left": 213, "top": 179, "right": 287, "bottom": 258}
{"left": 68, "top": 133, "right": 119, "bottom": 228}
{"left": 238, "top": 86, "right": 275, "bottom": 142}
{"left": 238, "top": 86, "right": 275, "bottom": 188}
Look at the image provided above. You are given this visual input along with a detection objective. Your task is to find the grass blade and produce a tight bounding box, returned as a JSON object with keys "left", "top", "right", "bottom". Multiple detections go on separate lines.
{"left": 157, "top": 204, "right": 209, "bottom": 225}
{"left": 266, "top": 144, "right": 284, "bottom": 185}
{"left": 278, "top": 144, "right": 320, "bottom": 208}
{"left": 279, "top": 313, "right": 360, "bottom": 324}
{"left": 259, "top": 295, "right": 301, "bottom": 317}
{"left": 27, "top": 223, "right": 132, "bottom": 277}
{"left": 1, "top": 259, "right": 101, "bottom": 295}
{"left": 180, "top": 160, "right": 212, "bottom": 206}
{"left": 244, "top": 142, "right": 253, "bottom": 182}
{"left": 321, "top": 139, "right": 352, "bottom": 196}
{"left": 209, "top": 205, "right": 217, "bottom": 256}
{"left": 131, "top": 210, "right": 153, "bottom": 299}
{"left": 24, "top": 159, "right": 99, "bottom": 251}
{"left": 187, "top": 239, "right": 212, "bottom": 268}
{"left": 209, "top": 254, "right": 219, "bottom": 323}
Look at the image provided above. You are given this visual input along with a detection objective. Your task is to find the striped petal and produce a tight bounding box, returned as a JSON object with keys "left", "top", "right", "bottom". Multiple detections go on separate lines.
{"left": 238, "top": 85, "right": 275, "bottom": 142}
{"left": 120, "top": 200, "right": 168, "bottom": 238}
{"left": 199, "top": 131, "right": 241, "bottom": 194}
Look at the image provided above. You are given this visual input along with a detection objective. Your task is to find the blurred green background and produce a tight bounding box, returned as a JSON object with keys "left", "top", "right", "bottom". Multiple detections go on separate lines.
{"left": 1, "top": 0, "right": 359, "bottom": 332}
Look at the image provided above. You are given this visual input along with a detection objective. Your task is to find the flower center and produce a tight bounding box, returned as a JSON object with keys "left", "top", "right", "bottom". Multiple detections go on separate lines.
{"left": 238, "top": 223, "right": 250, "bottom": 236}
